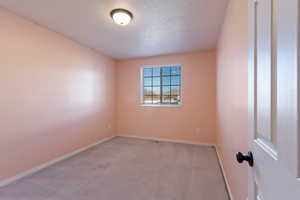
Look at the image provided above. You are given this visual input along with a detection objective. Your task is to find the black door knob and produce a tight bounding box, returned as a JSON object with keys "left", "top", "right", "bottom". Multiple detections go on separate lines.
{"left": 236, "top": 152, "right": 254, "bottom": 167}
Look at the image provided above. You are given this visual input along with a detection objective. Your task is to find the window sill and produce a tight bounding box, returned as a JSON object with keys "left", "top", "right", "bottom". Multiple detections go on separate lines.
{"left": 140, "top": 104, "right": 182, "bottom": 108}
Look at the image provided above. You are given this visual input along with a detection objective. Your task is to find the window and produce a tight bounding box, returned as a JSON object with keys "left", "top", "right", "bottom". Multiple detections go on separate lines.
{"left": 141, "top": 66, "right": 182, "bottom": 106}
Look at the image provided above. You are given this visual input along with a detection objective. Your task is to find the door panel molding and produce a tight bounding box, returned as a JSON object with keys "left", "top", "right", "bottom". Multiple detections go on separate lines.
{"left": 254, "top": 138, "right": 278, "bottom": 160}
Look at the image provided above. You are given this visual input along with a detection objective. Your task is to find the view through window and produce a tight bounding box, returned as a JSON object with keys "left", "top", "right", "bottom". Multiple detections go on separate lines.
{"left": 142, "top": 66, "right": 181, "bottom": 105}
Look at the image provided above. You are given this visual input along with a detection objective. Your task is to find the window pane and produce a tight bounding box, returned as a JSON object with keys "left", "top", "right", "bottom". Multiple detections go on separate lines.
{"left": 153, "top": 67, "right": 160, "bottom": 76}
{"left": 144, "top": 77, "right": 152, "bottom": 86}
{"left": 162, "top": 96, "right": 171, "bottom": 104}
{"left": 162, "top": 86, "right": 170, "bottom": 96}
{"left": 171, "top": 66, "right": 181, "bottom": 75}
{"left": 153, "top": 96, "right": 161, "bottom": 104}
{"left": 153, "top": 77, "right": 160, "bottom": 86}
{"left": 143, "top": 68, "right": 152, "bottom": 77}
{"left": 144, "top": 87, "right": 152, "bottom": 96}
{"left": 171, "top": 96, "right": 180, "bottom": 104}
{"left": 162, "top": 67, "right": 171, "bottom": 76}
{"left": 171, "top": 86, "right": 180, "bottom": 96}
{"left": 144, "top": 96, "right": 152, "bottom": 104}
{"left": 162, "top": 76, "right": 170, "bottom": 85}
{"left": 153, "top": 87, "right": 161, "bottom": 96}
{"left": 142, "top": 65, "right": 181, "bottom": 105}
{"left": 171, "top": 75, "right": 180, "bottom": 85}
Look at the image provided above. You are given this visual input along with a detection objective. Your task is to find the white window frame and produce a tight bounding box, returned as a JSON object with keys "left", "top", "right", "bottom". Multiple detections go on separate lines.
{"left": 140, "top": 65, "right": 183, "bottom": 107}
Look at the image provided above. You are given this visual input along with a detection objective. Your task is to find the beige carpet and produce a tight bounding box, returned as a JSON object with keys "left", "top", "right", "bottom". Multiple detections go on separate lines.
{"left": 0, "top": 136, "right": 229, "bottom": 200}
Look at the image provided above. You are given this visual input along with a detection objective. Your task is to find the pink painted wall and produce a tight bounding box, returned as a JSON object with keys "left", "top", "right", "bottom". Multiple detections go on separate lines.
{"left": 116, "top": 51, "right": 217, "bottom": 144}
{"left": 216, "top": 0, "right": 248, "bottom": 199}
{"left": 0, "top": 9, "right": 116, "bottom": 181}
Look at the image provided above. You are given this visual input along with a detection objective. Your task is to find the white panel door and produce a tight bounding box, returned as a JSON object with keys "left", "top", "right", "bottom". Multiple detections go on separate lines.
{"left": 248, "top": 0, "right": 300, "bottom": 199}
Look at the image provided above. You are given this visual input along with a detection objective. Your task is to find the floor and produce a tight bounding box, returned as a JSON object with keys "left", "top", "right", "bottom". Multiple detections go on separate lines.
{"left": 0, "top": 137, "right": 229, "bottom": 200}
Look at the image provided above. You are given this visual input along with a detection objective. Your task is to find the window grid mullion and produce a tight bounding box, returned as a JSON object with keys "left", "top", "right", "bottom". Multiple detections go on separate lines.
{"left": 169, "top": 75, "right": 172, "bottom": 103}
{"left": 151, "top": 74, "right": 153, "bottom": 104}
{"left": 160, "top": 67, "right": 163, "bottom": 104}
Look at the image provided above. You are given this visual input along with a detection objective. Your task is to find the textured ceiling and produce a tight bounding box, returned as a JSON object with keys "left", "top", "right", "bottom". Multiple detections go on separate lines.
{"left": 0, "top": 0, "right": 229, "bottom": 59}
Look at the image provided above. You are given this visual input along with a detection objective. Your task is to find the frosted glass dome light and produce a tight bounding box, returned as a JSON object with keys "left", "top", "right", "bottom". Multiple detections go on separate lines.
{"left": 111, "top": 9, "right": 133, "bottom": 26}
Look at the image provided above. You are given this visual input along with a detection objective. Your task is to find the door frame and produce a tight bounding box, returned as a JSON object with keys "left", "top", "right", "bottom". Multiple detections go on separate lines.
{"left": 248, "top": 0, "right": 257, "bottom": 199}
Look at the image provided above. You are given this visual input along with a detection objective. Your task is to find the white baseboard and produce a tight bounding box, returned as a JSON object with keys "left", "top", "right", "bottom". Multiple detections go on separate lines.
{"left": 215, "top": 146, "right": 234, "bottom": 200}
{"left": 117, "top": 134, "right": 216, "bottom": 147}
{"left": 0, "top": 135, "right": 116, "bottom": 188}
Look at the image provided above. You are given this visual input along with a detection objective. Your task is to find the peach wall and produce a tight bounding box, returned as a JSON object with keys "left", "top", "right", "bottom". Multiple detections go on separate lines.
{"left": 216, "top": 0, "right": 248, "bottom": 199}
{"left": 0, "top": 9, "right": 116, "bottom": 181}
{"left": 116, "top": 51, "right": 217, "bottom": 144}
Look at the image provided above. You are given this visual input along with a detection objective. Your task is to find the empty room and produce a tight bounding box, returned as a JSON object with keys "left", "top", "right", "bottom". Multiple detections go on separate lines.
{"left": 1, "top": 0, "right": 300, "bottom": 200}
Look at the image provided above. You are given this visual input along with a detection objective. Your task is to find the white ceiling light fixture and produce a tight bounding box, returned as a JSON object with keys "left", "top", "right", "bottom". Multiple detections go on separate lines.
{"left": 110, "top": 8, "right": 133, "bottom": 26}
